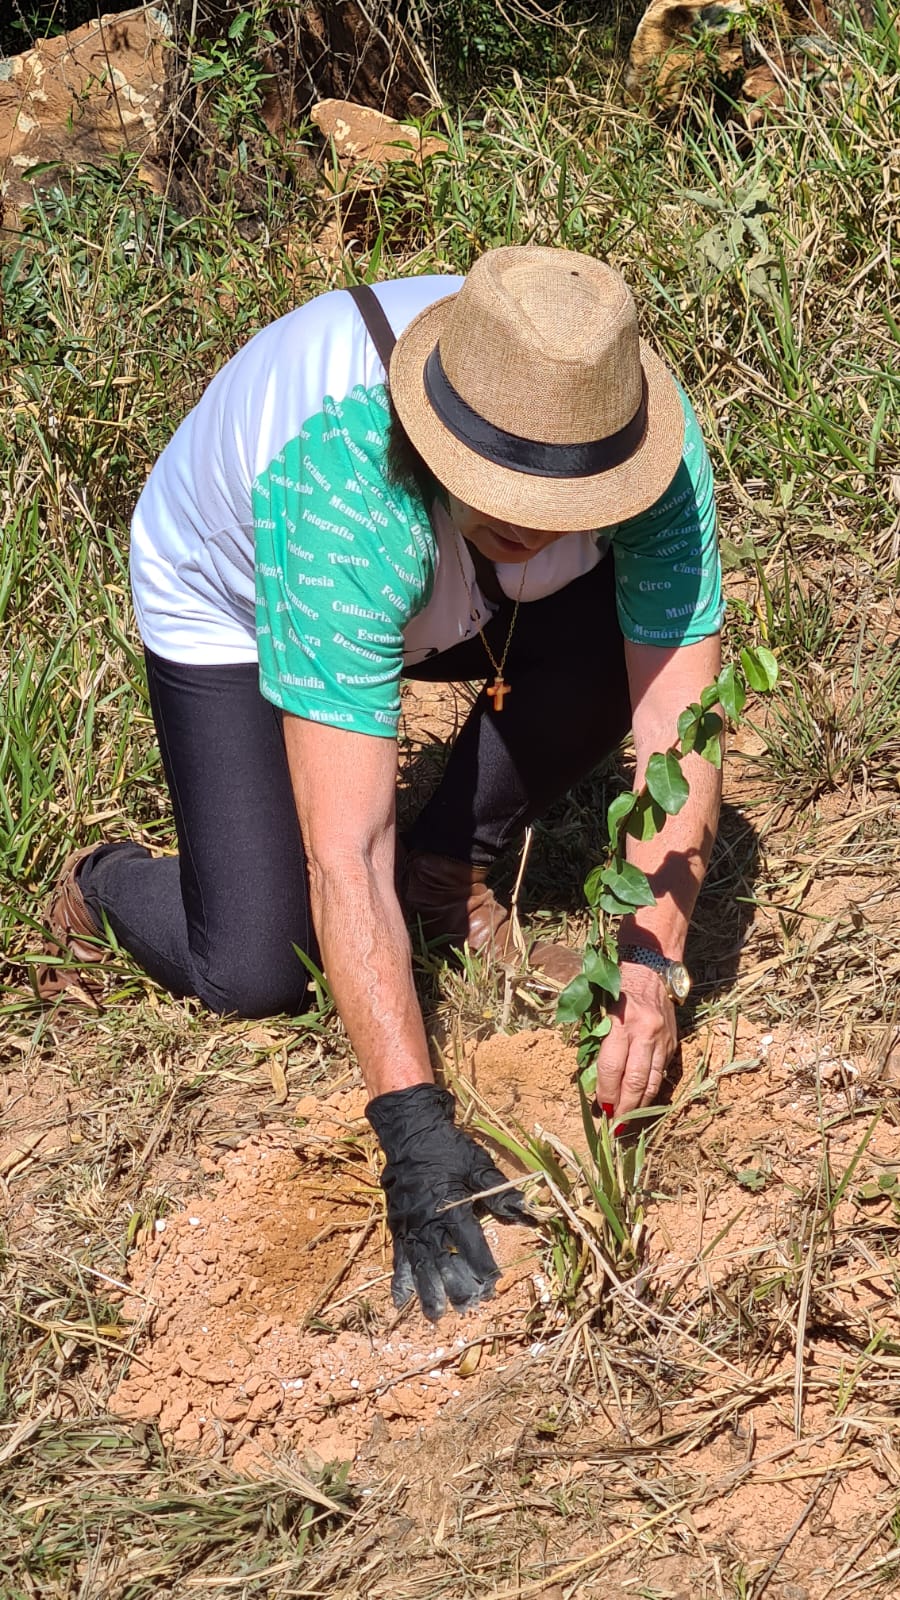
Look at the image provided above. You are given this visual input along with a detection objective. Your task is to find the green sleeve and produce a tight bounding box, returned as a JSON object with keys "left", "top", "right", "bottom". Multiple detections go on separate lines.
{"left": 612, "top": 390, "right": 724, "bottom": 647}
{"left": 253, "top": 383, "right": 435, "bottom": 737}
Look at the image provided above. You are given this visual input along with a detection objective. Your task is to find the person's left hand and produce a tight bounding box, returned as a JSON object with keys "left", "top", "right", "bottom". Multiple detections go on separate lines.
{"left": 593, "top": 961, "right": 678, "bottom": 1127}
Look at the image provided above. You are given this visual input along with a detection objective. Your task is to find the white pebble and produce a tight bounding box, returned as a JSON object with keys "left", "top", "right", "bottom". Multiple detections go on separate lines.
{"left": 188, "top": 1217, "right": 201, "bottom": 1227}
{"left": 154, "top": 1219, "right": 166, "bottom": 1233}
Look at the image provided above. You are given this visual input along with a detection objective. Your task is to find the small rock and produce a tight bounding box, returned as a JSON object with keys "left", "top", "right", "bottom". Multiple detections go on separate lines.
{"left": 159, "top": 1396, "right": 191, "bottom": 1430}
{"left": 216, "top": 1398, "right": 250, "bottom": 1422}
{"left": 196, "top": 1361, "right": 236, "bottom": 1385}
{"left": 246, "top": 1386, "right": 284, "bottom": 1421}
{"left": 208, "top": 1279, "right": 242, "bottom": 1308}
{"left": 133, "top": 1389, "right": 163, "bottom": 1421}
{"left": 175, "top": 1414, "right": 201, "bottom": 1445}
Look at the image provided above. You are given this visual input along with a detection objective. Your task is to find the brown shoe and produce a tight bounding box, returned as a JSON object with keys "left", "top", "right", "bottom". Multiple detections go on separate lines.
{"left": 400, "top": 849, "right": 518, "bottom": 963}
{"left": 33, "top": 845, "right": 108, "bottom": 1007}
{"left": 399, "top": 848, "right": 583, "bottom": 981}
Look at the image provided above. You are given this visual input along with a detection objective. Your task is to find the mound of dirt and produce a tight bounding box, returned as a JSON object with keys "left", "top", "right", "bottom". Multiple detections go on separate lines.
{"left": 110, "top": 1030, "right": 577, "bottom": 1473}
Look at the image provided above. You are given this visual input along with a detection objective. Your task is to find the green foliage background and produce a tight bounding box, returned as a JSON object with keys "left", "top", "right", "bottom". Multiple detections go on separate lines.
{"left": 0, "top": 0, "right": 610, "bottom": 80}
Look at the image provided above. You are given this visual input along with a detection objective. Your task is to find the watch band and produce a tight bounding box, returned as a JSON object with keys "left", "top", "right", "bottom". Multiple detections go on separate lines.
{"left": 619, "top": 944, "right": 691, "bottom": 1003}
{"left": 619, "top": 944, "right": 670, "bottom": 977}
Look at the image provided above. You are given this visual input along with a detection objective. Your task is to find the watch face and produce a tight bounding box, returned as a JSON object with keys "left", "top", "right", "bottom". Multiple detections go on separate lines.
{"left": 668, "top": 963, "right": 691, "bottom": 1002}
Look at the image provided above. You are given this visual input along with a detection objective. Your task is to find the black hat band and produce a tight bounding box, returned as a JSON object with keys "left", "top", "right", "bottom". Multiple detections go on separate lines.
{"left": 423, "top": 346, "right": 648, "bottom": 480}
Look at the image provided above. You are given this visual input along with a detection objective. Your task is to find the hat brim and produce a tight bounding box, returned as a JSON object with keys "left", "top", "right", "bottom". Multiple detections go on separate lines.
{"left": 390, "top": 293, "right": 686, "bottom": 533}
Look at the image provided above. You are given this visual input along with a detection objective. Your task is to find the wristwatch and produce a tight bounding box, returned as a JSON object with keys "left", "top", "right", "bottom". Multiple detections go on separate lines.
{"left": 619, "top": 944, "right": 691, "bottom": 1005}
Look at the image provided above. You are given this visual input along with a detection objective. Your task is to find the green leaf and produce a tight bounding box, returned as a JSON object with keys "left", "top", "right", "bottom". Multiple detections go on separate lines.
{"left": 577, "top": 1072, "right": 602, "bottom": 1166}
{"left": 727, "top": 212, "right": 745, "bottom": 255}
{"left": 625, "top": 790, "right": 667, "bottom": 843}
{"left": 584, "top": 1181, "right": 627, "bottom": 1246}
{"left": 473, "top": 1119, "right": 549, "bottom": 1176}
{"left": 737, "top": 181, "right": 772, "bottom": 214}
{"left": 717, "top": 662, "right": 747, "bottom": 721}
{"left": 736, "top": 1167, "right": 768, "bottom": 1191}
{"left": 579, "top": 1060, "right": 598, "bottom": 1097}
{"left": 740, "top": 644, "right": 779, "bottom": 692}
{"left": 555, "top": 974, "right": 594, "bottom": 1025}
{"left": 599, "top": 862, "right": 656, "bottom": 909}
{"left": 699, "top": 225, "right": 731, "bottom": 273}
{"left": 679, "top": 187, "right": 728, "bottom": 212}
{"left": 700, "top": 682, "right": 721, "bottom": 711}
{"left": 605, "top": 791, "right": 637, "bottom": 849}
{"left": 677, "top": 703, "right": 702, "bottom": 751}
{"left": 645, "top": 750, "right": 690, "bottom": 815}
{"left": 583, "top": 947, "right": 621, "bottom": 999}
{"left": 584, "top": 864, "right": 605, "bottom": 907}
{"left": 695, "top": 710, "right": 724, "bottom": 766}
{"left": 576, "top": 1016, "right": 611, "bottom": 1068}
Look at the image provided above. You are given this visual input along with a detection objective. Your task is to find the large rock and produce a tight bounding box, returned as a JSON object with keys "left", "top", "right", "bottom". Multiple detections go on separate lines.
{"left": 311, "top": 97, "right": 446, "bottom": 187}
{"left": 0, "top": 5, "right": 169, "bottom": 223}
{"left": 626, "top": 0, "right": 843, "bottom": 121}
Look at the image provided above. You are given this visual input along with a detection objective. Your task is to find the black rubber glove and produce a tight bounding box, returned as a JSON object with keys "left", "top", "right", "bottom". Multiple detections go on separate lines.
{"left": 366, "top": 1083, "right": 532, "bottom": 1321}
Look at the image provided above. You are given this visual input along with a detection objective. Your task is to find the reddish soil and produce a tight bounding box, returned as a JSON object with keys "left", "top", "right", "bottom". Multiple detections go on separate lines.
{"left": 109, "top": 1031, "right": 573, "bottom": 1474}
{"left": 108, "top": 1011, "right": 900, "bottom": 1509}
{"left": 5, "top": 995, "right": 897, "bottom": 1589}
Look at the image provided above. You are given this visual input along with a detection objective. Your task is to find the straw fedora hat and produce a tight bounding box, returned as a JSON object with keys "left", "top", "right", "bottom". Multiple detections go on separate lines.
{"left": 390, "top": 245, "right": 685, "bottom": 532}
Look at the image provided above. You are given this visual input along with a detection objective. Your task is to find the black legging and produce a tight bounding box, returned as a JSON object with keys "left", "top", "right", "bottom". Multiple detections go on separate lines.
{"left": 79, "top": 553, "right": 631, "bottom": 1017}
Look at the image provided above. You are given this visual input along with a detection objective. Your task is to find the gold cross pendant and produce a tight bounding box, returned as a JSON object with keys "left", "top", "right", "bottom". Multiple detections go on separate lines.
{"left": 487, "top": 674, "right": 511, "bottom": 711}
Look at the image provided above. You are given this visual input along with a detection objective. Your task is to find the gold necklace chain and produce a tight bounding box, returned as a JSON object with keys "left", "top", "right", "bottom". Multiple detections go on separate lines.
{"left": 452, "top": 533, "right": 527, "bottom": 711}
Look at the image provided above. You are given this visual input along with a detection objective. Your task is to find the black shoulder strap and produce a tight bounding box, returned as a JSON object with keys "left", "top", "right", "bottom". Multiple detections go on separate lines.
{"left": 462, "top": 538, "right": 504, "bottom": 606}
{"left": 345, "top": 283, "right": 506, "bottom": 608}
{"left": 346, "top": 283, "right": 398, "bottom": 372}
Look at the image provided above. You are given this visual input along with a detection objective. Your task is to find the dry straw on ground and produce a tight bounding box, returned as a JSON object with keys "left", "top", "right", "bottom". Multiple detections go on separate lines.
{"left": 2, "top": 4, "right": 899, "bottom": 1596}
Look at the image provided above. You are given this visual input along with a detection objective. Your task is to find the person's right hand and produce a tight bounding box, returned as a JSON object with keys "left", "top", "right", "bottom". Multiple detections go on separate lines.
{"left": 594, "top": 960, "right": 677, "bottom": 1125}
{"left": 366, "top": 1083, "right": 532, "bottom": 1321}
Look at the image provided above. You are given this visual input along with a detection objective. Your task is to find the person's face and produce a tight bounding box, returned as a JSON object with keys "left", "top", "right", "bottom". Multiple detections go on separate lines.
{"left": 446, "top": 493, "right": 574, "bottom": 564}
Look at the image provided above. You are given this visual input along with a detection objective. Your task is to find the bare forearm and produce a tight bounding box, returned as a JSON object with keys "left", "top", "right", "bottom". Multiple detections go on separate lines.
{"left": 620, "top": 748, "right": 721, "bottom": 958}
{"left": 308, "top": 859, "right": 433, "bottom": 1099}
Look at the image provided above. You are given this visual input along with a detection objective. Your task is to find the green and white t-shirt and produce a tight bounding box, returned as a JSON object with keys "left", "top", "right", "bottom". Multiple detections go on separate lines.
{"left": 131, "top": 276, "right": 723, "bottom": 738}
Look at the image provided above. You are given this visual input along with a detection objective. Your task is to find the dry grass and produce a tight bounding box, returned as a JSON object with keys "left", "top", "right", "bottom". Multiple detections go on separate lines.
{"left": 2, "top": 4, "right": 900, "bottom": 1596}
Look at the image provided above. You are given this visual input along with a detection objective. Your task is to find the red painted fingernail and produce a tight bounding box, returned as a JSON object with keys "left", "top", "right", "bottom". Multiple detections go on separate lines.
{"left": 600, "top": 1103, "right": 614, "bottom": 1117}
{"left": 613, "top": 1123, "right": 626, "bottom": 1138}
